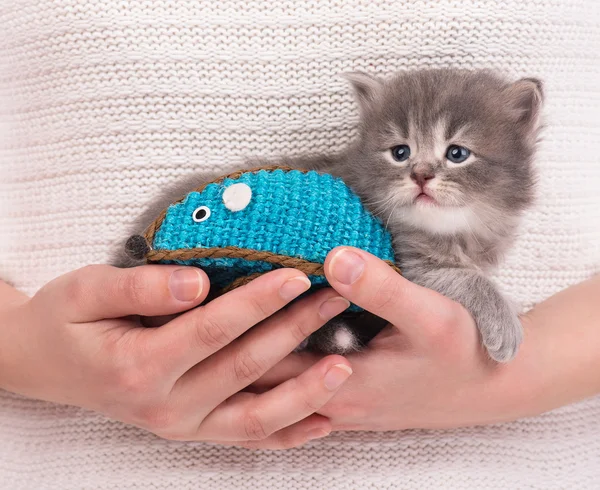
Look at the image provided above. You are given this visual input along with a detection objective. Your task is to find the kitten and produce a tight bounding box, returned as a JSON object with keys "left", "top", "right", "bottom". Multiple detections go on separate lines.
{"left": 304, "top": 69, "right": 542, "bottom": 362}
{"left": 116, "top": 69, "right": 541, "bottom": 363}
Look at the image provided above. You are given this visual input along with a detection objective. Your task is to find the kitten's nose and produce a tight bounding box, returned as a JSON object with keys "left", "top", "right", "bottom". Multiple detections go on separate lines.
{"left": 410, "top": 171, "right": 435, "bottom": 187}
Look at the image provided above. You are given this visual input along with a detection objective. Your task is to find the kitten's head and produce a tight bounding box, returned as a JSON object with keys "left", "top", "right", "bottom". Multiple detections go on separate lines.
{"left": 337, "top": 69, "right": 542, "bottom": 237}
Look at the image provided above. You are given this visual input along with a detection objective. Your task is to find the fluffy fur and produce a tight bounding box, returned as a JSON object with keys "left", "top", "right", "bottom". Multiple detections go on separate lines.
{"left": 311, "top": 69, "right": 542, "bottom": 362}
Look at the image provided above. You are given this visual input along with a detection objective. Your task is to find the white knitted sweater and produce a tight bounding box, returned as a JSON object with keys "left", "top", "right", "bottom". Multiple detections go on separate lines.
{"left": 1, "top": 1, "right": 599, "bottom": 488}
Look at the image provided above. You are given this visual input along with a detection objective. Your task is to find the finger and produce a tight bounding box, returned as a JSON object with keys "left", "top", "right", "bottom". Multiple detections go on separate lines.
{"left": 207, "top": 414, "right": 331, "bottom": 450}
{"left": 199, "top": 355, "right": 351, "bottom": 442}
{"left": 148, "top": 269, "right": 314, "bottom": 375}
{"left": 252, "top": 352, "right": 319, "bottom": 392}
{"left": 324, "top": 247, "right": 460, "bottom": 347}
{"left": 35, "top": 264, "right": 209, "bottom": 322}
{"left": 173, "top": 287, "right": 349, "bottom": 397}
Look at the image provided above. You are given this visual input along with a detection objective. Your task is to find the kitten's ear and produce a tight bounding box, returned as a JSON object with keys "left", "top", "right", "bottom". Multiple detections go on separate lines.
{"left": 504, "top": 78, "right": 544, "bottom": 135}
{"left": 342, "top": 71, "right": 384, "bottom": 113}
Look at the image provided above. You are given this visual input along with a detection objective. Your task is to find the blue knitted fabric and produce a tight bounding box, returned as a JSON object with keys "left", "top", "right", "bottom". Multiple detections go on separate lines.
{"left": 152, "top": 169, "right": 395, "bottom": 294}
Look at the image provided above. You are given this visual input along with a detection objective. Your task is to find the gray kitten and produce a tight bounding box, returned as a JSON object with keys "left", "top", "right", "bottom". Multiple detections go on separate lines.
{"left": 307, "top": 69, "right": 542, "bottom": 362}
{"left": 116, "top": 69, "right": 541, "bottom": 363}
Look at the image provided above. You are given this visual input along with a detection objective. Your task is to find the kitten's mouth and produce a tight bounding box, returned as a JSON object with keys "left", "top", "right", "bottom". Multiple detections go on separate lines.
{"left": 414, "top": 192, "right": 438, "bottom": 206}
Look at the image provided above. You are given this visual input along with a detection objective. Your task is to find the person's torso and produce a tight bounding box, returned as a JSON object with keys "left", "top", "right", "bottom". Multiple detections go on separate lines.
{"left": 1, "top": 1, "right": 599, "bottom": 488}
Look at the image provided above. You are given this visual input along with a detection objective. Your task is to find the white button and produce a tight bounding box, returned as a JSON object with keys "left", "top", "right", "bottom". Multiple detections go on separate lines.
{"left": 222, "top": 183, "right": 252, "bottom": 212}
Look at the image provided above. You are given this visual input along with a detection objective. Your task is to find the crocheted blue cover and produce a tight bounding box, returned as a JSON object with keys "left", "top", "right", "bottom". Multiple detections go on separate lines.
{"left": 152, "top": 169, "right": 396, "bottom": 298}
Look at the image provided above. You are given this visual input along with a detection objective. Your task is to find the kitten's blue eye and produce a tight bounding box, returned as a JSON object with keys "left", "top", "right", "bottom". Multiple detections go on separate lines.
{"left": 446, "top": 145, "right": 471, "bottom": 163}
{"left": 391, "top": 145, "right": 411, "bottom": 162}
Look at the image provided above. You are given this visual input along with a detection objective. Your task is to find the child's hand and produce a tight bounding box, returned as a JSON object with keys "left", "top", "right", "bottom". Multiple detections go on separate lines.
{"left": 0, "top": 265, "right": 352, "bottom": 449}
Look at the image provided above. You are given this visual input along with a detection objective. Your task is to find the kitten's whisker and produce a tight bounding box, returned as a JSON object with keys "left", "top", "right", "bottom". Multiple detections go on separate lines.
{"left": 470, "top": 206, "right": 495, "bottom": 235}
{"left": 465, "top": 217, "right": 484, "bottom": 251}
{"left": 364, "top": 191, "right": 404, "bottom": 205}
{"left": 368, "top": 194, "right": 401, "bottom": 218}
{"left": 440, "top": 189, "right": 467, "bottom": 207}
{"left": 364, "top": 195, "right": 396, "bottom": 211}
{"left": 381, "top": 202, "right": 397, "bottom": 220}
{"left": 364, "top": 191, "right": 405, "bottom": 207}
{"left": 385, "top": 199, "right": 402, "bottom": 229}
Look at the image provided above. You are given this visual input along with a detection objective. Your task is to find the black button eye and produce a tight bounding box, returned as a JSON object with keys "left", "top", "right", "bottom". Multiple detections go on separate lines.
{"left": 192, "top": 206, "right": 211, "bottom": 222}
{"left": 391, "top": 145, "right": 411, "bottom": 162}
{"left": 446, "top": 145, "right": 471, "bottom": 163}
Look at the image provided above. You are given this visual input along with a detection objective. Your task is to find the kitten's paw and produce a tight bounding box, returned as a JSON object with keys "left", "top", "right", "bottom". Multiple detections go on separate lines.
{"left": 305, "top": 312, "right": 388, "bottom": 354}
{"left": 478, "top": 308, "right": 523, "bottom": 363}
{"left": 306, "top": 317, "right": 362, "bottom": 354}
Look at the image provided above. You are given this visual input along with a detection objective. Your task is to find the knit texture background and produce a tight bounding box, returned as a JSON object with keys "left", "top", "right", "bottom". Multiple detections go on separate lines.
{"left": 152, "top": 168, "right": 395, "bottom": 289}
{"left": 1, "top": 0, "right": 599, "bottom": 488}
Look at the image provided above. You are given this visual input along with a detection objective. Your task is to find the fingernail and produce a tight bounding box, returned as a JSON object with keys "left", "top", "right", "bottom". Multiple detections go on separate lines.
{"left": 319, "top": 296, "right": 351, "bottom": 321}
{"left": 169, "top": 268, "right": 203, "bottom": 301}
{"left": 279, "top": 276, "right": 312, "bottom": 301}
{"left": 329, "top": 249, "right": 365, "bottom": 285}
{"left": 324, "top": 364, "right": 353, "bottom": 391}
{"left": 305, "top": 427, "right": 331, "bottom": 441}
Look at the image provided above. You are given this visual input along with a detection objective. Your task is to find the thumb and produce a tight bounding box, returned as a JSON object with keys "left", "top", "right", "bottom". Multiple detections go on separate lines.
{"left": 33, "top": 264, "right": 210, "bottom": 322}
{"left": 324, "top": 247, "right": 461, "bottom": 347}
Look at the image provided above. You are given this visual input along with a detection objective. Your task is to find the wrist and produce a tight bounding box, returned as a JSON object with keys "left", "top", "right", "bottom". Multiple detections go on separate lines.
{"left": 485, "top": 316, "right": 549, "bottom": 422}
{"left": 488, "top": 309, "right": 600, "bottom": 423}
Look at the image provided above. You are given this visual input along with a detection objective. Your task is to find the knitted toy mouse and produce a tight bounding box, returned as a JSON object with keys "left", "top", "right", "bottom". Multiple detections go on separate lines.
{"left": 125, "top": 167, "right": 399, "bottom": 305}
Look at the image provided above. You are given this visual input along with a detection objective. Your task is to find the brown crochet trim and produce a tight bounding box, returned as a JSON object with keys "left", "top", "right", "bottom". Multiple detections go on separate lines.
{"left": 143, "top": 165, "right": 303, "bottom": 245}
{"left": 146, "top": 245, "right": 401, "bottom": 277}
{"left": 147, "top": 246, "right": 326, "bottom": 275}
{"left": 219, "top": 272, "right": 267, "bottom": 293}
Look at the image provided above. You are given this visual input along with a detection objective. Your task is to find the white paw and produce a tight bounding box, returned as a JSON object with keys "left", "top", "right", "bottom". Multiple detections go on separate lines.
{"left": 480, "top": 310, "right": 523, "bottom": 363}
{"left": 333, "top": 327, "right": 359, "bottom": 353}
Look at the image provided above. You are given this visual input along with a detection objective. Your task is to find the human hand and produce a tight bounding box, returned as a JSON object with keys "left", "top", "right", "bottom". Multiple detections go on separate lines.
{"left": 0, "top": 265, "right": 352, "bottom": 448}
{"left": 255, "top": 247, "right": 538, "bottom": 431}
